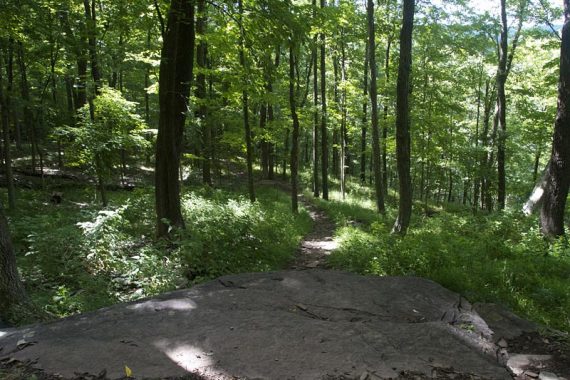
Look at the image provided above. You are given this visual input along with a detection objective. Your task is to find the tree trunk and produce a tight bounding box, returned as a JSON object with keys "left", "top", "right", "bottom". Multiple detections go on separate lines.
{"left": 282, "top": 128, "right": 289, "bottom": 179}
{"left": 312, "top": 0, "right": 320, "bottom": 197}
{"left": 367, "top": 0, "right": 386, "bottom": 214}
{"left": 392, "top": 0, "right": 415, "bottom": 235}
{"left": 289, "top": 44, "right": 300, "bottom": 214}
{"left": 268, "top": 102, "right": 276, "bottom": 180}
{"left": 239, "top": 0, "right": 255, "bottom": 203}
{"left": 382, "top": 37, "right": 392, "bottom": 196}
{"left": 320, "top": 0, "right": 329, "bottom": 200}
{"left": 196, "top": 0, "right": 211, "bottom": 186}
{"left": 496, "top": 0, "right": 508, "bottom": 210}
{"left": 540, "top": 0, "right": 570, "bottom": 238}
{"left": 0, "top": 40, "right": 16, "bottom": 209}
{"left": 0, "top": 204, "right": 39, "bottom": 325}
{"left": 155, "top": 0, "right": 195, "bottom": 238}
{"left": 533, "top": 148, "right": 541, "bottom": 184}
{"left": 57, "top": 8, "right": 88, "bottom": 110}
{"left": 260, "top": 103, "right": 269, "bottom": 178}
{"left": 83, "top": 0, "right": 102, "bottom": 92}
{"left": 496, "top": 0, "right": 527, "bottom": 210}
{"left": 16, "top": 42, "right": 39, "bottom": 174}
{"left": 472, "top": 65, "right": 484, "bottom": 212}
{"left": 95, "top": 154, "right": 108, "bottom": 207}
{"left": 340, "top": 36, "right": 348, "bottom": 198}
{"left": 360, "top": 44, "right": 369, "bottom": 184}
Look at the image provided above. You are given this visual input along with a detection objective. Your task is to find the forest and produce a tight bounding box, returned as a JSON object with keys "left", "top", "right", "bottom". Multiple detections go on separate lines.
{"left": 0, "top": 0, "right": 569, "bottom": 340}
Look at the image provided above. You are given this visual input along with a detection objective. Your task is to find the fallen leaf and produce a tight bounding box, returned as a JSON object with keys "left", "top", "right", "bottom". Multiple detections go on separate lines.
{"left": 125, "top": 365, "right": 133, "bottom": 377}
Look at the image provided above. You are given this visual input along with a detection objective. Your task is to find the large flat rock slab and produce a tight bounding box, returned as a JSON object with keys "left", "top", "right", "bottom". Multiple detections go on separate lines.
{"left": 0, "top": 270, "right": 512, "bottom": 379}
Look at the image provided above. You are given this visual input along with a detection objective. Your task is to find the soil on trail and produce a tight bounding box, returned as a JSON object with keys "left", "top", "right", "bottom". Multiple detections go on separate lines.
{"left": 290, "top": 198, "right": 337, "bottom": 270}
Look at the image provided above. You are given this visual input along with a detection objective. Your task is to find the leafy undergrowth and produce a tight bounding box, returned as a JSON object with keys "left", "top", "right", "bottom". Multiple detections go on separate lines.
{"left": 309, "top": 186, "right": 570, "bottom": 333}
{"left": 6, "top": 186, "right": 311, "bottom": 318}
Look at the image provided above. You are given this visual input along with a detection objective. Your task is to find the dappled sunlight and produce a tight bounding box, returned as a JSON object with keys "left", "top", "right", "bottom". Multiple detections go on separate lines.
{"left": 153, "top": 340, "right": 214, "bottom": 373}
{"left": 129, "top": 298, "right": 197, "bottom": 312}
{"left": 281, "top": 276, "right": 303, "bottom": 289}
{"left": 303, "top": 239, "right": 338, "bottom": 252}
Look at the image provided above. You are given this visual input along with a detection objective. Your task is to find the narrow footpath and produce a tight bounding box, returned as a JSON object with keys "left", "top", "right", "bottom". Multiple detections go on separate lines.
{"left": 289, "top": 197, "right": 338, "bottom": 270}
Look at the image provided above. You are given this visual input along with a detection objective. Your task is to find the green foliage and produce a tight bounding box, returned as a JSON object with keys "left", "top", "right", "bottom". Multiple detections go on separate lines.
{"left": 63, "top": 86, "right": 149, "bottom": 177}
{"left": 7, "top": 186, "right": 309, "bottom": 318}
{"left": 176, "top": 186, "right": 312, "bottom": 282}
{"left": 324, "top": 197, "right": 570, "bottom": 332}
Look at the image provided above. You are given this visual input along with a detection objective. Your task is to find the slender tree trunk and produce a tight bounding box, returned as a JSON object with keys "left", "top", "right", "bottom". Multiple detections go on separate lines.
{"left": 340, "top": 37, "right": 348, "bottom": 198}
{"left": 382, "top": 37, "right": 392, "bottom": 196}
{"left": 312, "top": 0, "right": 320, "bottom": 197}
{"left": 332, "top": 56, "right": 340, "bottom": 179}
{"left": 260, "top": 103, "right": 269, "bottom": 178}
{"left": 58, "top": 8, "right": 87, "bottom": 110}
{"left": 289, "top": 44, "right": 300, "bottom": 213}
{"left": 447, "top": 118, "right": 454, "bottom": 203}
{"left": 496, "top": 0, "right": 508, "bottom": 210}
{"left": 155, "top": 0, "right": 195, "bottom": 237}
{"left": 282, "top": 128, "right": 289, "bottom": 179}
{"left": 392, "top": 0, "right": 415, "bottom": 235}
{"left": 196, "top": 0, "right": 211, "bottom": 186}
{"left": 367, "top": 0, "right": 386, "bottom": 214}
{"left": 473, "top": 65, "right": 484, "bottom": 212}
{"left": 479, "top": 79, "right": 494, "bottom": 210}
{"left": 320, "top": 0, "right": 329, "bottom": 200}
{"left": 268, "top": 101, "right": 276, "bottom": 180}
{"left": 533, "top": 148, "right": 541, "bottom": 183}
{"left": 238, "top": 0, "right": 255, "bottom": 202}
{"left": 83, "top": 0, "right": 101, "bottom": 92}
{"left": 0, "top": 42, "right": 16, "bottom": 209}
{"left": 95, "top": 154, "right": 108, "bottom": 207}
{"left": 497, "top": 0, "right": 527, "bottom": 210}
{"left": 16, "top": 43, "right": 39, "bottom": 174}
{"left": 540, "top": 0, "right": 570, "bottom": 237}
{"left": 360, "top": 44, "right": 369, "bottom": 184}
{"left": 145, "top": 30, "right": 151, "bottom": 123}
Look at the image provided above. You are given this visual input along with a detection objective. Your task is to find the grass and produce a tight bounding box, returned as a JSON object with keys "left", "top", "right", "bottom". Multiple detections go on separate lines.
{"left": 305, "top": 178, "right": 570, "bottom": 333}
{"left": 5, "top": 184, "right": 311, "bottom": 319}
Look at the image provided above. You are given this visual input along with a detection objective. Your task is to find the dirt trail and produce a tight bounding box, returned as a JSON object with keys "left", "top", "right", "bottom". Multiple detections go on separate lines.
{"left": 289, "top": 196, "right": 338, "bottom": 270}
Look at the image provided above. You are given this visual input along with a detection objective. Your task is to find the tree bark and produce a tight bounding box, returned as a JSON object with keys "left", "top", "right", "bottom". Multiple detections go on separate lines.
{"left": 289, "top": 44, "right": 300, "bottom": 214}
{"left": 497, "top": 0, "right": 527, "bottom": 210}
{"left": 196, "top": 0, "right": 211, "bottom": 186}
{"left": 392, "top": 0, "right": 415, "bottom": 235}
{"left": 0, "top": 204, "right": 39, "bottom": 325}
{"left": 57, "top": 8, "right": 88, "bottom": 110}
{"left": 496, "top": 0, "right": 508, "bottom": 210}
{"left": 83, "top": 0, "right": 102, "bottom": 92}
{"left": 360, "top": 44, "right": 369, "bottom": 184}
{"left": 320, "top": 0, "right": 329, "bottom": 200}
{"left": 0, "top": 40, "right": 16, "bottom": 209}
{"left": 340, "top": 36, "right": 348, "bottom": 198}
{"left": 312, "top": 0, "right": 320, "bottom": 197}
{"left": 155, "top": 0, "right": 195, "bottom": 237}
{"left": 367, "top": 0, "right": 386, "bottom": 214}
{"left": 472, "top": 65, "right": 484, "bottom": 212}
{"left": 238, "top": 0, "right": 255, "bottom": 203}
{"left": 382, "top": 37, "right": 392, "bottom": 196}
{"left": 540, "top": 0, "right": 570, "bottom": 238}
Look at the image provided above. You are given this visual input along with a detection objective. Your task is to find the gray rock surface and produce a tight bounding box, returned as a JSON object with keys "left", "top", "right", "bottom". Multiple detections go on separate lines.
{"left": 0, "top": 270, "right": 513, "bottom": 379}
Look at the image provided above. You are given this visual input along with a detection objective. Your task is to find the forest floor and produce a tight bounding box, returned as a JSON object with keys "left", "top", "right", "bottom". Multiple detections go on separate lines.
{"left": 2, "top": 175, "right": 570, "bottom": 379}
{"left": 289, "top": 196, "right": 338, "bottom": 270}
